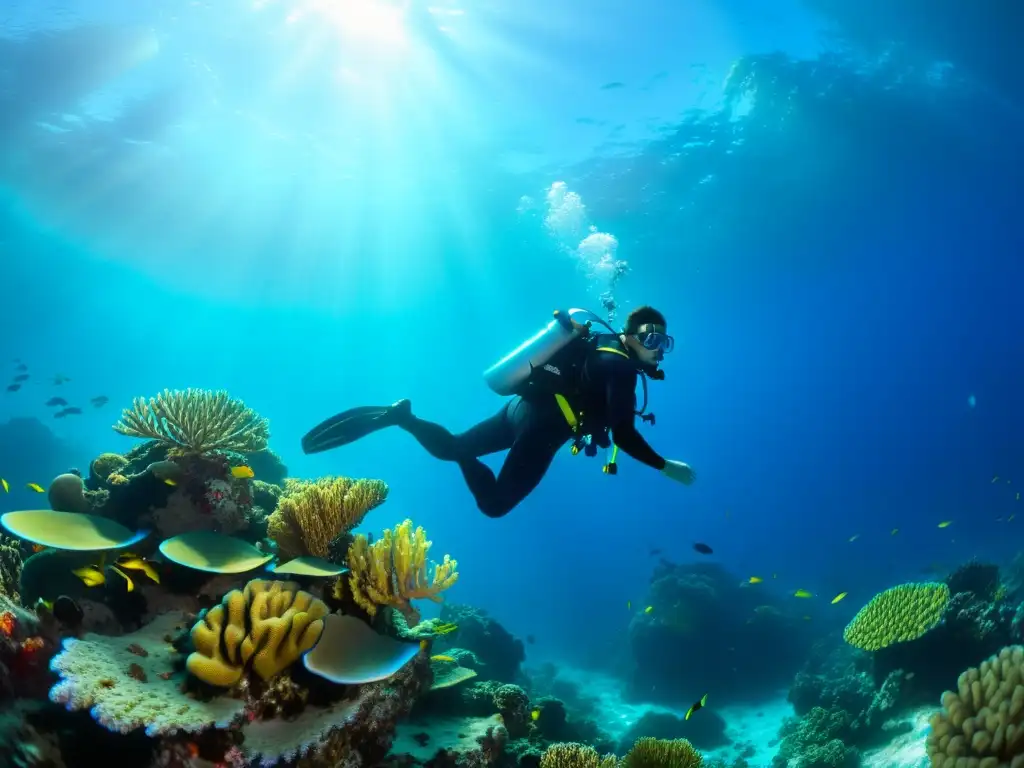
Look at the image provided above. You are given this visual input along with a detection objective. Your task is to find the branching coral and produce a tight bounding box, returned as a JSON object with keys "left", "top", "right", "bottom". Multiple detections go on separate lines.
{"left": 540, "top": 742, "right": 619, "bottom": 768}
{"left": 0, "top": 536, "right": 22, "bottom": 604}
{"left": 843, "top": 581, "right": 950, "bottom": 651}
{"left": 267, "top": 476, "right": 388, "bottom": 561}
{"left": 927, "top": 645, "right": 1024, "bottom": 766}
{"left": 113, "top": 388, "right": 270, "bottom": 455}
{"left": 344, "top": 519, "right": 459, "bottom": 625}
{"left": 187, "top": 579, "right": 328, "bottom": 686}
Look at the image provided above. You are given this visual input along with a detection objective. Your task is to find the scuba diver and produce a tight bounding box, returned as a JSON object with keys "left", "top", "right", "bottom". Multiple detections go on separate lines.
{"left": 301, "top": 305, "right": 696, "bottom": 518}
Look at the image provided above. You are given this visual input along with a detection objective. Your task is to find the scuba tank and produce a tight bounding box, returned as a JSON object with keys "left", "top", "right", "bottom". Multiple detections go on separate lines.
{"left": 483, "top": 308, "right": 607, "bottom": 397}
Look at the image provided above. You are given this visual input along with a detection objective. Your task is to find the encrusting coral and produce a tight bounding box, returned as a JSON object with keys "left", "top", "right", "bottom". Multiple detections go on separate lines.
{"left": 343, "top": 518, "right": 459, "bottom": 625}
{"left": 927, "top": 644, "right": 1024, "bottom": 767}
{"left": 843, "top": 581, "right": 950, "bottom": 651}
{"left": 113, "top": 388, "right": 270, "bottom": 455}
{"left": 187, "top": 579, "right": 328, "bottom": 686}
{"left": 267, "top": 476, "right": 389, "bottom": 561}
{"left": 49, "top": 612, "right": 246, "bottom": 735}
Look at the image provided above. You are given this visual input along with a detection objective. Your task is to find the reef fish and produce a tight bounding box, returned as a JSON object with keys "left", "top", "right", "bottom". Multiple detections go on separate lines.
{"left": 430, "top": 655, "right": 455, "bottom": 663}
{"left": 26, "top": 483, "right": 44, "bottom": 493}
{"left": 13, "top": 374, "right": 28, "bottom": 382}
{"left": 52, "top": 374, "right": 70, "bottom": 385}
{"left": 685, "top": 693, "right": 708, "bottom": 720}
{"left": 54, "top": 407, "right": 82, "bottom": 418}
{"left": 45, "top": 397, "right": 68, "bottom": 407}
{"left": 831, "top": 592, "right": 847, "bottom": 604}
{"left": 748, "top": 576, "right": 763, "bottom": 584}
{"left": 117, "top": 556, "right": 161, "bottom": 584}
{"left": 0, "top": 479, "right": 7, "bottom": 493}
{"left": 793, "top": 589, "right": 813, "bottom": 599}
{"left": 14, "top": 363, "right": 26, "bottom": 372}
{"left": 938, "top": 521, "right": 952, "bottom": 528}
{"left": 692, "top": 542, "right": 713, "bottom": 555}
{"left": 5, "top": 384, "right": 19, "bottom": 392}
{"left": 230, "top": 465, "right": 254, "bottom": 479}
{"left": 90, "top": 395, "right": 109, "bottom": 407}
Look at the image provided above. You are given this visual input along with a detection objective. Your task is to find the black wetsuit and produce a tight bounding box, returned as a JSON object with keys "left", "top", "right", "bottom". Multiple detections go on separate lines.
{"left": 398, "top": 343, "right": 667, "bottom": 518}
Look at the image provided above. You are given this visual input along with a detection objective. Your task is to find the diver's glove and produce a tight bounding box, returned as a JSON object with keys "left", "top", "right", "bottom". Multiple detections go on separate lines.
{"left": 662, "top": 459, "right": 696, "bottom": 485}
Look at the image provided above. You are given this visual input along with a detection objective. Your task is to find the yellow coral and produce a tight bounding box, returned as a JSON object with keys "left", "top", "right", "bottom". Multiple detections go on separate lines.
{"left": 927, "top": 645, "right": 1024, "bottom": 766}
{"left": 113, "top": 388, "right": 269, "bottom": 455}
{"left": 187, "top": 579, "right": 328, "bottom": 686}
{"left": 346, "top": 519, "right": 458, "bottom": 625}
{"left": 267, "top": 476, "right": 388, "bottom": 560}
{"left": 843, "top": 581, "right": 950, "bottom": 652}
{"left": 540, "top": 743, "right": 619, "bottom": 768}
{"left": 89, "top": 452, "right": 128, "bottom": 483}
{"left": 621, "top": 738, "right": 702, "bottom": 768}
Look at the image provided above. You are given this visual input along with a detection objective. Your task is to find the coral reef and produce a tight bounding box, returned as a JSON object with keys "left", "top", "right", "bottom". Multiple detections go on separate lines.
{"left": 0, "top": 536, "right": 22, "bottom": 604}
{"left": 628, "top": 560, "right": 813, "bottom": 706}
{"left": 345, "top": 519, "right": 459, "bottom": 625}
{"left": 926, "top": 644, "right": 1024, "bottom": 767}
{"left": 438, "top": 604, "right": 526, "bottom": 683}
{"left": 113, "top": 388, "right": 269, "bottom": 456}
{"left": 842, "top": 581, "right": 950, "bottom": 651}
{"left": 267, "top": 476, "right": 388, "bottom": 561}
{"left": 621, "top": 737, "right": 703, "bottom": 768}
{"left": 187, "top": 579, "right": 328, "bottom": 686}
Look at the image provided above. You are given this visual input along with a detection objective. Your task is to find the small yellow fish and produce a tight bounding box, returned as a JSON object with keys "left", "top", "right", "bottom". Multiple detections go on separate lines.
{"left": 938, "top": 521, "right": 952, "bottom": 528}
{"left": 110, "top": 566, "right": 135, "bottom": 592}
{"left": 430, "top": 655, "right": 456, "bottom": 663}
{"left": 1017, "top": 492, "right": 1020, "bottom": 501}
{"left": 993, "top": 475, "right": 1000, "bottom": 483}
{"left": 35, "top": 598, "right": 53, "bottom": 612}
{"left": 684, "top": 693, "right": 708, "bottom": 720}
{"left": 848, "top": 534, "right": 859, "bottom": 542}
{"left": 794, "top": 589, "right": 813, "bottom": 599}
{"left": 432, "top": 622, "right": 458, "bottom": 635}
{"left": 163, "top": 478, "right": 177, "bottom": 487}
{"left": 627, "top": 600, "right": 632, "bottom": 610}
{"left": 230, "top": 465, "right": 255, "bottom": 479}
{"left": 72, "top": 566, "right": 105, "bottom": 588}
{"left": 531, "top": 709, "right": 540, "bottom": 722}
{"left": 891, "top": 528, "right": 899, "bottom": 536}
{"left": 644, "top": 605, "right": 654, "bottom": 614}
{"left": 748, "top": 576, "right": 763, "bottom": 584}
{"left": 0, "top": 478, "right": 7, "bottom": 493}
{"left": 117, "top": 556, "right": 161, "bottom": 585}
{"left": 831, "top": 592, "right": 847, "bottom": 604}
{"left": 26, "top": 482, "right": 44, "bottom": 493}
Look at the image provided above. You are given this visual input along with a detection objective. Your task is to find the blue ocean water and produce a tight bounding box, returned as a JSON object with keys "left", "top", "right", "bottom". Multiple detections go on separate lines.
{"left": 1, "top": 0, "right": 1023, "bottom": 761}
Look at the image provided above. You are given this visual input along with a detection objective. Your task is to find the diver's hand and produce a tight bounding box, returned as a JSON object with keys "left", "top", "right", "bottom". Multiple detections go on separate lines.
{"left": 662, "top": 459, "right": 696, "bottom": 485}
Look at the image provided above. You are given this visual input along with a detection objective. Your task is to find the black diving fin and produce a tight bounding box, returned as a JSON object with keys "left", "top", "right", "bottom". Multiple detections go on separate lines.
{"left": 301, "top": 401, "right": 410, "bottom": 454}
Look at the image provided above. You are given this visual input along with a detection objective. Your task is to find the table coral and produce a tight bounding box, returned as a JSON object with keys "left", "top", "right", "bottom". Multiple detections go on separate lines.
{"left": 113, "top": 388, "right": 269, "bottom": 456}
{"left": 187, "top": 579, "right": 328, "bottom": 686}
{"left": 267, "top": 476, "right": 388, "bottom": 561}
{"left": 48, "top": 612, "right": 246, "bottom": 735}
{"left": 344, "top": 518, "right": 458, "bottom": 626}
{"left": 540, "top": 742, "right": 618, "bottom": 768}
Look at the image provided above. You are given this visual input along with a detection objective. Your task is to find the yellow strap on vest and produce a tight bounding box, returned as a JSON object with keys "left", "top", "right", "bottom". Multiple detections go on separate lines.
{"left": 596, "top": 346, "right": 630, "bottom": 359}
{"left": 609, "top": 444, "right": 620, "bottom": 463}
{"left": 554, "top": 394, "right": 578, "bottom": 431}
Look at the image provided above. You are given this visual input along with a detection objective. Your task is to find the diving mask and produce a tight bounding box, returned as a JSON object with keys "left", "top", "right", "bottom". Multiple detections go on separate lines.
{"left": 633, "top": 323, "right": 674, "bottom": 355}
